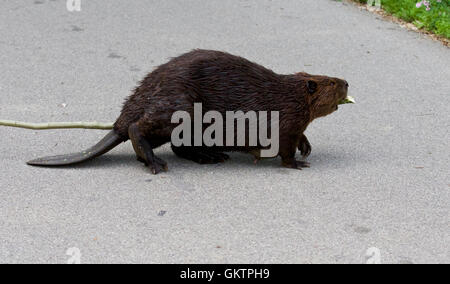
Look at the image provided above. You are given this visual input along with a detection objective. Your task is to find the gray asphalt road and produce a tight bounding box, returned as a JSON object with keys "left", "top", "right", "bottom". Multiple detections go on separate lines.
{"left": 0, "top": 0, "right": 449, "bottom": 264}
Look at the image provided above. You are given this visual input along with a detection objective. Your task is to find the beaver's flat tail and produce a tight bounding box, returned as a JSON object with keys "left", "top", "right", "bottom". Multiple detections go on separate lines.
{"left": 27, "top": 130, "right": 123, "bottom": 166}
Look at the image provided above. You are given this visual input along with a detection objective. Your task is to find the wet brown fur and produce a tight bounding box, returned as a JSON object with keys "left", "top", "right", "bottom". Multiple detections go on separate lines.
{"left": 29, "top": 49, "right": 348, "bottom": 173}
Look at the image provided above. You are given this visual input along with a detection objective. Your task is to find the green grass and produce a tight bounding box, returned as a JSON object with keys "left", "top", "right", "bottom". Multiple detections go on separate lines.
{"left": 357, "top": 0, "right": 450, "bottom": 38}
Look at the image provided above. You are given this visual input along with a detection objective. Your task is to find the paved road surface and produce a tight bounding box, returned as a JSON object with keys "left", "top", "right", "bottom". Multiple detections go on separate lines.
{"left": 0, "top": 0, "right": 448, "bottom": 263}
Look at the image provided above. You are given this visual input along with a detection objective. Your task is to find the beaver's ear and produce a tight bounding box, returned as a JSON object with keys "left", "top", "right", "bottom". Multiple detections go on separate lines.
{"left": 307, "top": 80, "right": 318, "bottom": 94}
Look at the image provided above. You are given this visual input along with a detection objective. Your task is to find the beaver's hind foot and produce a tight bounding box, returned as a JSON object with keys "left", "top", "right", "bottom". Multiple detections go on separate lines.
{"left": 129, "top": 123, "right": 168, "bottom": 174}
{"left": 171, "top": 145, "right": 229, "bottom": 164}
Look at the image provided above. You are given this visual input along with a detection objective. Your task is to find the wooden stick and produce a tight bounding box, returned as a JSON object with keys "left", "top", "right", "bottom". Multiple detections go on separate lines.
{"left": 0, "top": 120, "right": 114, "bottom": 130}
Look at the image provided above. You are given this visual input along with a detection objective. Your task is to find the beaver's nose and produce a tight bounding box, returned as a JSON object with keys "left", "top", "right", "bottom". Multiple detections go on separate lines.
{"left": 344, "top": 81, "right": 349, "bottom": 88}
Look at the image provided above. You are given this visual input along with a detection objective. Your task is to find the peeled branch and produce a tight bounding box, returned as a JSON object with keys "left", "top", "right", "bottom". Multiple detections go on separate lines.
{"left": 0, "top": 120, "right": 114, "bottom": 130}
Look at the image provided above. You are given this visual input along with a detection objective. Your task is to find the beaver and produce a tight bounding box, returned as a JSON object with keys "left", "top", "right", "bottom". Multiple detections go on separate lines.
{"left": 27, "top": 49, "right": 349, "bottom": 174}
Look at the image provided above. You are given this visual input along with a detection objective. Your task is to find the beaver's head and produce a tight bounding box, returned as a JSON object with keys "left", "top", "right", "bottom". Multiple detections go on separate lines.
{"left": 297, "top": 73, "right": 349, "bottom": 120}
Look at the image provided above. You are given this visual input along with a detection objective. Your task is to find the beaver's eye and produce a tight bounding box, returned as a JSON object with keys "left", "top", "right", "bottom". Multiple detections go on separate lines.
{"left": 330, "top": 81, "right": 336, "bottom": 86}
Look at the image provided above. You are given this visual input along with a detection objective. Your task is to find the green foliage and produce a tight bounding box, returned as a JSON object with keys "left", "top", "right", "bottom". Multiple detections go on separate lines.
{"left": 357, "top": 0, "right": 450, "bottom": 38}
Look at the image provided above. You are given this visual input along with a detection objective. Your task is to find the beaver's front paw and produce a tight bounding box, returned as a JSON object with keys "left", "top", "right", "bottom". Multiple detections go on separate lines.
{"left": 282, "top": 160, "right": 310, "bottom": 170}
{"left": 298, "top": 135, "right": 312, "bottom": 158}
